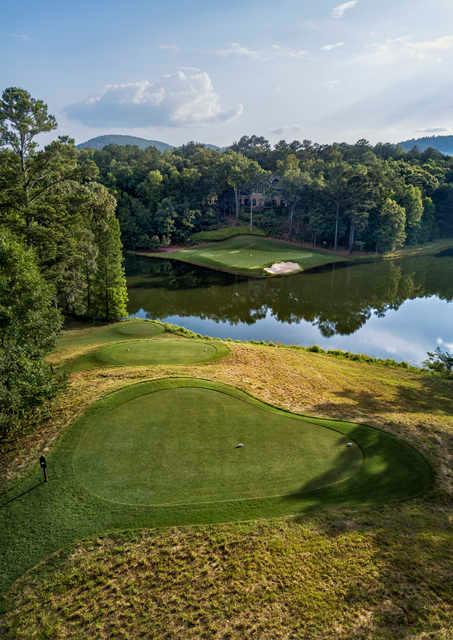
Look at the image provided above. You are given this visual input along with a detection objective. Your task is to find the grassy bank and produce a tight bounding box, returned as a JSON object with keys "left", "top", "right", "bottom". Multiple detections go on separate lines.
{"left": 1, "top": 320, "right": 452, "bottom": 638}
{"left": 191, "top": 225, "right": 265, "bottom": 242}
{"left": 139, "top": 235, "right": 345, "bottom": 277}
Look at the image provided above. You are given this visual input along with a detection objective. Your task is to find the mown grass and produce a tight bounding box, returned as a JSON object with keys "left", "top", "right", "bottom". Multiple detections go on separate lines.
{"left": 140, "top": 235, "right": 345, "bottom": 277}
{"left": 53, "top": 319, "right": 164, "bottom": 362}
{"left": 1, "top": 321, "right": 452, "bottom": 638}
{"left": 64, "top": 336, "right": 229, "bottom": 372}
{"left": 191, "top": 225, "right": 265, "bottom": 242}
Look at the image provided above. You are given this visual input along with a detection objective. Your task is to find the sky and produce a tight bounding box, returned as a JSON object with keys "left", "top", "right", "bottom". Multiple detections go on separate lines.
{"left": 2, "top": 0, "right": 453, "bottom": 147}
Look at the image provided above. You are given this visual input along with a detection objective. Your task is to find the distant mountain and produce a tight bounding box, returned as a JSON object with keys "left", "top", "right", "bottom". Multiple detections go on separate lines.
{"left": 399, "top": 134, "right": 453, "bottom": 155}
{"left": 77, "top": 135, "right": 173, "bottom": 152}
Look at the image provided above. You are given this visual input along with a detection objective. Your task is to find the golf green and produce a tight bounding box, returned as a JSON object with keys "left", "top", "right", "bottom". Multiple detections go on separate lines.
{"left": 73, "top": 386, "right": 363, "bottom": 505}
{"left": 67, "top": 337, "right": 229, "bottom": 371}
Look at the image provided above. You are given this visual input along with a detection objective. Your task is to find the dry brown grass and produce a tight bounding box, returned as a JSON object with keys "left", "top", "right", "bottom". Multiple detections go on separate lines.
{"left": 3, "top": 509, "right": 452, "bottom": 640}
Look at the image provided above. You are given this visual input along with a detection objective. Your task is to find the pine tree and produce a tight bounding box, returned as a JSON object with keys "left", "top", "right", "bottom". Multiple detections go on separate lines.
{"left": 88, "top": 184, "right": 128, "bottom": 320}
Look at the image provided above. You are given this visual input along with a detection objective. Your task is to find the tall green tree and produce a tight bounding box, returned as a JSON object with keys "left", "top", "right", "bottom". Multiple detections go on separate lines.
{"left": 88, "top": 184, "right": 128, "bottom": 321}
{"left": 375, "top": 198, "right": 407, "bottom": 252}
{"left": 401, "top": 184, "right": 424, "bottom": 245}
{"left": 0, "top": 229, "right": 62, "bottom": 438}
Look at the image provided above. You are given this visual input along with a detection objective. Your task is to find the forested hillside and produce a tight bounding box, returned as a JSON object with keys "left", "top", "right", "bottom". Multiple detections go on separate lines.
{"left": 399, "top": 134, "right": 453, "bottom": 155}
{"left": 88, "top": 135, "right": 453, "bottom": 254}
{"left": 78, "top": 134, "right": 173, "bottom": 152}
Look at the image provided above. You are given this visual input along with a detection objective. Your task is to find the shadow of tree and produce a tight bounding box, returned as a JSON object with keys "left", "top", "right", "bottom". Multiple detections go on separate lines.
{"left": 312, "top": 374, "right": 453, "bottom": 419}
{"left": 288, "top": 504, "right": 452, "bottom": 639}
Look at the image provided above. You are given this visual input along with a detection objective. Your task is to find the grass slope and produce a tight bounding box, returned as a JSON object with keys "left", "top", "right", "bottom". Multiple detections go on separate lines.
{"left": 65, "top": 336, "right": 229, "bottom": 372}
{"left": 3, "top": 513, "right": 450, "bottom": 640}
{"left": 143, "top": 235, "right": 344, "bottom": 277}
{"left": 191, "top": 225, "right": 265, "bottom": 242}
{"left": 53, "top": 319, "right": 165, "bottom": 362}
{"left": 0, "top": 377, "right": 431, "bottom": 601}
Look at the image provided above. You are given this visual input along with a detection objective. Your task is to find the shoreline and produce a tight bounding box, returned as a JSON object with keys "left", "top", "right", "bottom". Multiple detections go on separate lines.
{"left": 131, "top": 237, "right": 453, "bottom": 279}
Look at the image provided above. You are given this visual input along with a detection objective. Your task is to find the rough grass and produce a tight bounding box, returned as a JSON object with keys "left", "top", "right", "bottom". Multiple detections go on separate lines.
{"left": 191, "top": 225, "right": 265, "bottom": 242}
{"left": 1, "top": 322, "right": 452, "bottom": 639}
{"left": 2, "top": 509, "right": 451, "bottom": 640}
{"left": 140, "top": 235, "right": 345, "bottom": 277}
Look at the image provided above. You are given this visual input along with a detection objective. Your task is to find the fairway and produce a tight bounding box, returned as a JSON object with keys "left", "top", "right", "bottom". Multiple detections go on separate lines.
{"left": 145, "top": 235, "right": 344, "bottom": 276}
{"left": 74, "top": 386, "right": 362, "bottom": 505}
{"left": 67, "top": 337, "right": 229, "bottom": 371}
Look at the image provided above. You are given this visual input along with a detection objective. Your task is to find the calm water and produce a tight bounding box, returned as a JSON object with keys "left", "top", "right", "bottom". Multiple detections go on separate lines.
{"left": 126, "top": 253, "right": 453, "bottom": 364}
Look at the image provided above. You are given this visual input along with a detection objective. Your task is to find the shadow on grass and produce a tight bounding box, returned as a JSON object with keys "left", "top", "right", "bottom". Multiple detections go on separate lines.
{"left": 312, "top": 373, "right": 453, "bottom": 419}
{"left": 281, "top": 422, "right": 448, "bottom": 638}
{"left": 283, "top": 420, "right": 433, "bottom": 513}
{"left": 0, "top": 481, "right": 43, "bottom": 508}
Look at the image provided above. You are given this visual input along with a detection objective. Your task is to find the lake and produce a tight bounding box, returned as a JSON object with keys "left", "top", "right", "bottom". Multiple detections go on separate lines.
{"left": 126, "top": 252, "right": 453, "bottom": 365}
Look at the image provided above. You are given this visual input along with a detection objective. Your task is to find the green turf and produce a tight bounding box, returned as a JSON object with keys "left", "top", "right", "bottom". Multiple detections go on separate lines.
{"left": 74, "top": 386, "right": 362, "bottom": 505}
{"left": 65, "top": 337, "right": 229, "bottom": 372}
{"left": 145, "top": 235, "right": 345, "bottom": 277}
{"left": 191, "top": 225, "right": 265, "bottom": 242}
{"left": 0, "top": 378, "right": 432, "bottom": 600}
{"left": 55, "top": 320, "right": 165, "bottom": 356}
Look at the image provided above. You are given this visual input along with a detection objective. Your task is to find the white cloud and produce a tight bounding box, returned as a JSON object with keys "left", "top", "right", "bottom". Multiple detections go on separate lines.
{"left": 416, "top": 127, "right": 449, "bottom": 134}
{"left": 331, "top": 1, "right": 358, "bottom": 19}
{"left": 159, "top": 44, "right": 179, "bottom": 51}
{"left": 321, "top": 42, "right": 345, "bottom": 51}
{"left": 10, "top": 33, "right": 30, "bottom": 41}
{"left": 324, "top": 79, "right": 341, "bottom": 89}
{"left": 366, "top": 34, "right": 453, "bottom": 63}
{"left": 66, "top": 70, "right": 243, "bottom": 128}
{"left": 215, "top": 42, "right": 261, "bottom": 59}
{"left": 215, "top": 42, "right": 306, "bottom": 61}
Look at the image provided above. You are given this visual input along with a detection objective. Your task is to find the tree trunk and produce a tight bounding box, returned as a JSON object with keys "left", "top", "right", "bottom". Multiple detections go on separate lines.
{"left": 289, "top": 204, "right": 295, "bottom": 238}
{"left": 334, "top": 202, "right": 340, "bottom": 251}
{"left": 249, "top": 196, "right": 253, "bottom": 230}
{"left": 348, "top": 221, "right": 355, "bottom": 254}
{"left": 234, "top": 186, "right": 239, "bottom": 219}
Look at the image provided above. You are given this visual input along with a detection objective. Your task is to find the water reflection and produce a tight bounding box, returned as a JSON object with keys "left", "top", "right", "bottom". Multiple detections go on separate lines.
{"left": 126, "top": 254, "right": 453, "bottom": 364}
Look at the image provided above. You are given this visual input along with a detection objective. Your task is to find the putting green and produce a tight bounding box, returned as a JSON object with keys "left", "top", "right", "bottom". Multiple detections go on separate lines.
{"left": 67, "top": 337, "right": 229, "bottom": 371}
{"left": 74, "top": 386, "right": 363, "bottom": 505}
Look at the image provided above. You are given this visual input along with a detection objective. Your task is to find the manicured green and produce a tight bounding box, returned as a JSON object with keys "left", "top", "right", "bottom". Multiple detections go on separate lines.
{"left": 191, "top": 225, "right": 265, "bottom": 242}
{"left": 55, "top": 319, "right": 165, "bottom": 356}
{"left": 145, "top": 235, "right": 344, "bottom": 276}
{"left": 66, "top": 337, "right": 229, "bottom": 372}
{"left": 0, "top": 378, "right": 432, "bottom": 601}
{"left": 74, "top": 385, "right": 362, "bottom": 505}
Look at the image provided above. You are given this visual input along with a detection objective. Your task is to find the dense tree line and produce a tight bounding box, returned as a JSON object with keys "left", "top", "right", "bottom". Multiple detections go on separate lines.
{"left": 89, "top": 135, "right": 453, "bottom": 254}
{"left": 0, "top": 87, "right": 128, "bottom": 438}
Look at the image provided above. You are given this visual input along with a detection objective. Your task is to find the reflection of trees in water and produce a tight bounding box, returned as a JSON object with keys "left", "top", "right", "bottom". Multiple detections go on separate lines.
{"left": 127, "top": 256, "right": 453, "bottom": 336}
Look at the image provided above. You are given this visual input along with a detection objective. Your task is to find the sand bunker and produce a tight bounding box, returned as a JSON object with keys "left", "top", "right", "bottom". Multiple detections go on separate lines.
{"left": 264, "top": 261, "right": 302, "bottom": 275}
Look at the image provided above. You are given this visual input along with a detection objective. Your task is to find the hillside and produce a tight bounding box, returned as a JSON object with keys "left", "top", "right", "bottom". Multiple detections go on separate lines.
{"left": 399, "top": 134, "right": 453, "bottom": 155}
{"left": 77, "top": 134, "right": 173, "bottom": 152}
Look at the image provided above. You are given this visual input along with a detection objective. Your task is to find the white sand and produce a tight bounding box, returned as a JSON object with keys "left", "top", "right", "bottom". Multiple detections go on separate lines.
{"left": 264, "top": 261, "right": 302, "bottom": 275}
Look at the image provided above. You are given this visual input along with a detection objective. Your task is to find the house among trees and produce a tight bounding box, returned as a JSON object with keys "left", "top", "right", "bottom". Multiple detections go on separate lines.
{"left": 239, "top": 176, "right": 284, "bottom": 210}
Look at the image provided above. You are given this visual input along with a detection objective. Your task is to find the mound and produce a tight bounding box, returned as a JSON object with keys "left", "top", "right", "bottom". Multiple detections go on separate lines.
{"left": 67, "top": 337, "right": 229, "bottom": 371}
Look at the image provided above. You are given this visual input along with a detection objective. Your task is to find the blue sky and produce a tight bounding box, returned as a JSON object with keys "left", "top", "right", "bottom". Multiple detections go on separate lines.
{"left": 2, "top": 0, "right": 453, "bottom": 146}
